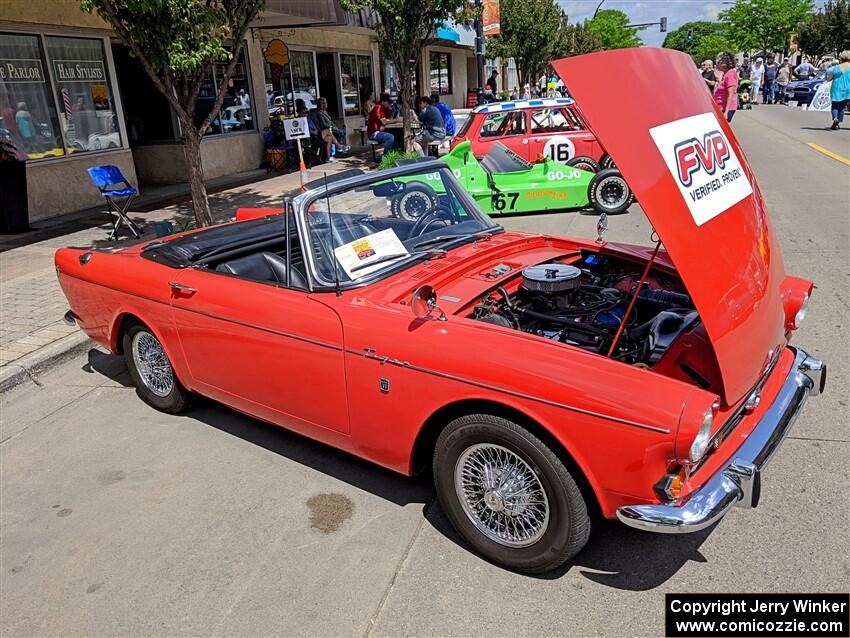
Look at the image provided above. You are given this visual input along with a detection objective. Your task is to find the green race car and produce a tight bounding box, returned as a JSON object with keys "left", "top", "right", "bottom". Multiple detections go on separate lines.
{"left": 389, "top": 140, "right": 633, "bottom": 219}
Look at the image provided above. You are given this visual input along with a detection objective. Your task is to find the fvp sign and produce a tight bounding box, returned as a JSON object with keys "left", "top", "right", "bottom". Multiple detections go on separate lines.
{"left": 650, "top": 112, "right": 752, "bottom": 226}
{"left": 52, "top": 60, "right": 106, "bottom": 82}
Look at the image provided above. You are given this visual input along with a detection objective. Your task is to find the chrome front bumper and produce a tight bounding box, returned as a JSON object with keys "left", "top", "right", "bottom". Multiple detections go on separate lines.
{"left": 617, "top": 348, "right": 825, "bottom": 534}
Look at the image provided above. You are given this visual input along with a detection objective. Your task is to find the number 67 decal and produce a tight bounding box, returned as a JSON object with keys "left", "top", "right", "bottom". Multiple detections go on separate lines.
{"left": 491, "top": 192, "right": 519, "bottom": 211}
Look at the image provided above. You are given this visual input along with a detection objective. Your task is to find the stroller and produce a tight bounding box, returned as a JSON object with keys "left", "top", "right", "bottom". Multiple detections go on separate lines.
{"left": 738, "top": 79, "right": 753, "bottom": 110}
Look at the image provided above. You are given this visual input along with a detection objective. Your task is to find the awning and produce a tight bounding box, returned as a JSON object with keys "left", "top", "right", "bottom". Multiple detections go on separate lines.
{"left": 435, "top": 24, "right": 461, "bottom": 43}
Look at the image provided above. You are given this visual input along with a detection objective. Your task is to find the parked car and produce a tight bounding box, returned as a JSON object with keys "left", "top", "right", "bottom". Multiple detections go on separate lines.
{"left": 392, "top": 139, "right": 634, "bottom": 217}
{"left": 451, "top": 97, "right": 613, "bottom": 171}
{"left": 55, "top": 49, "right": 825, "bottom": 574}
{"left": 787, "top": 71, "right": 826, "bottom": 106}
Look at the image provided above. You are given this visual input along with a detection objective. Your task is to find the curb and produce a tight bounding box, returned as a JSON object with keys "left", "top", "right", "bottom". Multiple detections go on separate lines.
{"left": 0, "top": 331, "right": 93, "bottom": 393}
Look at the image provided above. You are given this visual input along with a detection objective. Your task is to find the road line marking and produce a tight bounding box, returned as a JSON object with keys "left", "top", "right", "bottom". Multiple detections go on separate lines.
{"left": 807, "top": 143, "right": 850, "bottom": 166}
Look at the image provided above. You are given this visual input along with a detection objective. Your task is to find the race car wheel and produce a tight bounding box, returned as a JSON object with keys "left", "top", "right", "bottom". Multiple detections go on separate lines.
{"left": 588, "top": 169, "right": 632, "bottom": 215}
{"left": 433, "top": 414, "right": 591, "bottom": 574}
{"left": 123, "top": 320, "right": 190, "bottom": 414}
{"left": 599, "top": 154, "right": 616, "bottom": 170}
{"left": 566, "top": 155, "right": 600, "bottom": 173}
{"left": 390, "top": 182, "right": 438, "bottom": 220}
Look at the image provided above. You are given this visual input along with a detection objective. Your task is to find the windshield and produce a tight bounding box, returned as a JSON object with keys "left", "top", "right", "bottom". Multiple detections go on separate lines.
{"left": 303, "top": 166, "right": 499, "bottom": 286}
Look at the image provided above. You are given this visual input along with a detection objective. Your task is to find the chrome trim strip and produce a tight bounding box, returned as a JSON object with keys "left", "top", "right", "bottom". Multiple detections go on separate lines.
{"left": 616, "top": 348, "right": 825, "bottom": 533}
{"left": 60, "top": 272, "right": 342, "bottom": 353}
{"left": 349, "top": 347, "right": 671, "bottom": 434}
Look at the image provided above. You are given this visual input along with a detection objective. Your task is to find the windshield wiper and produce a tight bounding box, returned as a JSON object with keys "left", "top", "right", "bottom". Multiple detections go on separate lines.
{"left": 412, "top": 229, "right": 497, "bottom": 250}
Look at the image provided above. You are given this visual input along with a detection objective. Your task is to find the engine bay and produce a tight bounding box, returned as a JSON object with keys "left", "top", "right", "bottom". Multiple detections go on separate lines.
{"left": 471, "top": 251, "right": 709, "bottom": 373}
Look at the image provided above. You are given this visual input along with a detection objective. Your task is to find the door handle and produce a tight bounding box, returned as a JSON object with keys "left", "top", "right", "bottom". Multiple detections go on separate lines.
{"left": 169, "top": 281, "right": 197, "bottom": 293}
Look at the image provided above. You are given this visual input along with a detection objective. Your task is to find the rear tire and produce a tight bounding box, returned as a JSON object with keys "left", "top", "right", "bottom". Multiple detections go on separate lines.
{"left": 433, "top": 414, "right": 590, "bottom": 574}
{"left": 599, "top": 154, "right": 616, "bottom": 169}
{"left": 123, "top": 320, "right": 190, "bottom": 414}
{"left": 588, "top": 168, "right": 633, "bottom": 215}
{"left": 566, "top": 155, "right": 600, "bottom": 173}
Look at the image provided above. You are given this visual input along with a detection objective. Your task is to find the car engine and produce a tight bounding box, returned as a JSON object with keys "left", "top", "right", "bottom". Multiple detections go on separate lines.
{"left": 471, "top": 253, "right": 700, "bottom": 367}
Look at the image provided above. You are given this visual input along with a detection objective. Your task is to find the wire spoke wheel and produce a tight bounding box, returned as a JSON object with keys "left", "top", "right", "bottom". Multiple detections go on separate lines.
{"left": 454, "top": 443, "right": 550, "bottom": 548}
{"left": 131, "top": 330, "right": 174, "bottom": 398}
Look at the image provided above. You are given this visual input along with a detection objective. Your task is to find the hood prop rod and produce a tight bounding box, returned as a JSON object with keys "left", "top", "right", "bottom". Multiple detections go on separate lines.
{"left": 605, "top": 239, "right": 662, "bottom": 358}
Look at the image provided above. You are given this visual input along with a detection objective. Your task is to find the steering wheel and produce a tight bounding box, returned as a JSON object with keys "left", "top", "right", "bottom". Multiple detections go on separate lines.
{"left": 410, "top": 210, "right": 452, "bottom": 237}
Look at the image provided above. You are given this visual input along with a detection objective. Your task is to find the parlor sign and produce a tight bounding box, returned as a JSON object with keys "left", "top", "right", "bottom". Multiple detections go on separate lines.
{"left": 0, "top": 58, "right": 45, "bottom": 83}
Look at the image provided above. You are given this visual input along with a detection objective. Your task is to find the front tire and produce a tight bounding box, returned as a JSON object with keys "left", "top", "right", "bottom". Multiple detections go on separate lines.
{"left": 433, "top": 414, "right": 590, "bottom": 574}
{"left": 390, "top": 182, "right": 438, "bottom": 220}
{"left": 588, "top": 168, "right": 633, "bottom": 215}
{"left": 123, "top": 320, "right": 190, "bottom": 414}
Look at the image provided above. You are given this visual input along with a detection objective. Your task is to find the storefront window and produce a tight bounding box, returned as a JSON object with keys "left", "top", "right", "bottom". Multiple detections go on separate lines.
{"left": 429, "top": 52, "right": 451, "bottom": 95}
{"left": 0, "top": 32, "right": 64, "bottom": 159}
{"left": 286, "top": 50, "right": 318, "bottom": 111}
{"left": 45, "top": 36, "right": 121, "bottom": 154}
{"left": 340, "top": 53, "right": 373, "bottom": 116}
{"left": 196, "top": 47, "right": 254, "bottom": 135}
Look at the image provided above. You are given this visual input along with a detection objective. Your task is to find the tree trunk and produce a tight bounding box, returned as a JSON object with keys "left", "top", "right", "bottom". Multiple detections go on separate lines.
{"left": 399, "top": 69, "right": 411, "bottom": 153}
{"left": 181, "top": 129, "right": 212, "bottom": 228}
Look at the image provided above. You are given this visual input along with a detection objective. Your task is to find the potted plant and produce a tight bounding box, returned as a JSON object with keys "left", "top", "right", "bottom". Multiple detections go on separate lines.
{"left": 0, "top": 138, "right": 29, "bottom": 234}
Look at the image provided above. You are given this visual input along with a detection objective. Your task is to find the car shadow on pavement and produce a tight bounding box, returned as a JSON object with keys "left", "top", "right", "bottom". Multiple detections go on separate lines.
{"left": 86, "top": 347, "right": 713, "bottom": 588}
{"left": 85, "top": 348, "right": 434, "bottom": 508}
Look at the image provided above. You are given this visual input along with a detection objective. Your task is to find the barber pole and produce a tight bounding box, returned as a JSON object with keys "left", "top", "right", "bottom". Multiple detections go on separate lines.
{"left": 62, "top": 88, "right": 72, "bottom": 120}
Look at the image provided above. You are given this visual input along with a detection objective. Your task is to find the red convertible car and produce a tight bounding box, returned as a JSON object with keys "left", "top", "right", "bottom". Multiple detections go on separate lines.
{"left": 56, "top": 50, "right": 825, "bottom": 574}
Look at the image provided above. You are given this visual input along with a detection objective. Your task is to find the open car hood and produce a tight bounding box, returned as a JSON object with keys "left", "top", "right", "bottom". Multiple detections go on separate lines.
{"left": 552, "top": 49, "right": 786, "bottom": 404}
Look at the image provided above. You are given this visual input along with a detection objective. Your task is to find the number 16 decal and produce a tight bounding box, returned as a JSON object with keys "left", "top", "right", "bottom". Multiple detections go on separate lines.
{"left": 492, "top": 192, "right": 519, "bottom": 211}
{"left": 543, "top": 137, "right": 575, "bottom": 163}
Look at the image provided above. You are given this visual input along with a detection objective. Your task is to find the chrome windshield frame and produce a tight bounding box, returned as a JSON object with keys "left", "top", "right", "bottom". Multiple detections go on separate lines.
{"left": 292, "top": 161, "right": 502, "bottom": 292}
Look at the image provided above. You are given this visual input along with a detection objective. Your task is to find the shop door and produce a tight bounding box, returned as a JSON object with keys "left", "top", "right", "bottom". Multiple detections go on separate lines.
{"left": 316, "top": 53, "right": 340, "bottom": 118}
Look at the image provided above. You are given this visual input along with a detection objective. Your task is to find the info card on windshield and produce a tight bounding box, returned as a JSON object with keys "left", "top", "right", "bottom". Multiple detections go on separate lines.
{"left": 334, "top": 228, "right": 408, "bottom": 279}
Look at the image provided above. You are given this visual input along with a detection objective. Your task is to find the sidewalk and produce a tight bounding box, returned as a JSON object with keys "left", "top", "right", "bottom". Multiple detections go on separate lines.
{"left": 0, "top": 156, "right": 371, "bottom": 389}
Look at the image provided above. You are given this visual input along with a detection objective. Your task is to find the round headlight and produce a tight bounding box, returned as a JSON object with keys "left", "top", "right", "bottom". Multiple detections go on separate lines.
{"left": 794, "top": 293, "right": 809, "bottom": 329}
{"left": 689, "top": 407, "right": 715, "bottom": 462}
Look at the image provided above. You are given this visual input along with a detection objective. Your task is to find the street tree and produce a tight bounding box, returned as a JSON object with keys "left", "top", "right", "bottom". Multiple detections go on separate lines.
{"left": 80, "top": 0, "right": 264, "bottom": 228}
{"left": 340, "top": 0, "right": 467, "bottom": 149}
{"left": 558, "top": 22, "right": 604, "bottom": 58}
{"left": 485, "top": 0, "right": 572, "bottom": 88}
{"left": 585, "top": 9, "right": 643, "bottom": 50}
{"left": 663, "top": 21, "right": 733, "bottom": 62}
{"left": 719, "top": 0, "right": 813, "bottom": 56}
{"left": 796, "top": 0, "right": 850, "bottom": 60}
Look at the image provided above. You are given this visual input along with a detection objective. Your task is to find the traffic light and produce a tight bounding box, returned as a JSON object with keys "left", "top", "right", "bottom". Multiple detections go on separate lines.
{"left": 660, "top": 17, "right": 667, "bottom": 32}
{"left": 687, "top": 27, "right": 694, "bottom": 42}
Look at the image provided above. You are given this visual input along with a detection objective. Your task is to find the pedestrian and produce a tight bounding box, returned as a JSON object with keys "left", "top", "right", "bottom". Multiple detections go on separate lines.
{"left": 265, "top": 87, "right": 275, "bottom": 108}
{"left": 776, "top": 59, "right": 791, "bottom": 104}
{"left": 315, "top": 97, "right": 350, "bottom": 160}
{"left": 701, "top": 60, "right": 719, "bottom": 92}
{"left": 15, "top": 102, "right": 37, "bottom": 152}
{"left": 366, "top": 92, "right": 397, "bottom": 155}
{"left": 538, "top": 70, "right": 547, "bottom": 95}
{"left": 738, "top": 55, "right": 751, "bottom": 81}
{"left": 751, "top": 57, "right": 764, "bottom": 104}
{"left": 522, "top": 83, "right": 531, "bottom": 99}
{"left": 485, "top": 70, "right": 499, "bottom": 98}
{"left": 362, "top": 91, "right": 375, "bottom": 117}
{"left": 237, "top": 88, "right": 251, "bottom": 109}
{"left": 825, "top": 50, "right": 850, "bottom": 130}
{"left": 412, "top": 95, "right": 445, "bottom": 157}
{"left": 794, "top": 57, "right": 816, "bottom": 80}
{"left": 714, "top": 51, "right": 740, "bottom": 122}
{"left": 430, "top": 93, "right": 456, "bottom": 137}
{"left": 763, "top": 54, "right": 779, "bottom": 104}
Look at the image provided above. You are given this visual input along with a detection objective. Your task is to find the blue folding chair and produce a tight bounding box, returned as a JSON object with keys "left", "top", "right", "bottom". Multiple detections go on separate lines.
{"left": 87, "top": 165, "right": 140, "bottom": 240}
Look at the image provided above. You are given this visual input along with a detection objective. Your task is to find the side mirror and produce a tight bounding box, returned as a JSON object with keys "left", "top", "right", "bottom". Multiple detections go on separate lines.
{"left": 411, "top": 285, "right": 446, "bottom": 321}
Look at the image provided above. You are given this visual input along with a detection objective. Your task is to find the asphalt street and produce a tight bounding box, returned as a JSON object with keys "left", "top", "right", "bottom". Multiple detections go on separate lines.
{"left": 1, "top": 105, "right": 848, "bottom": 637}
